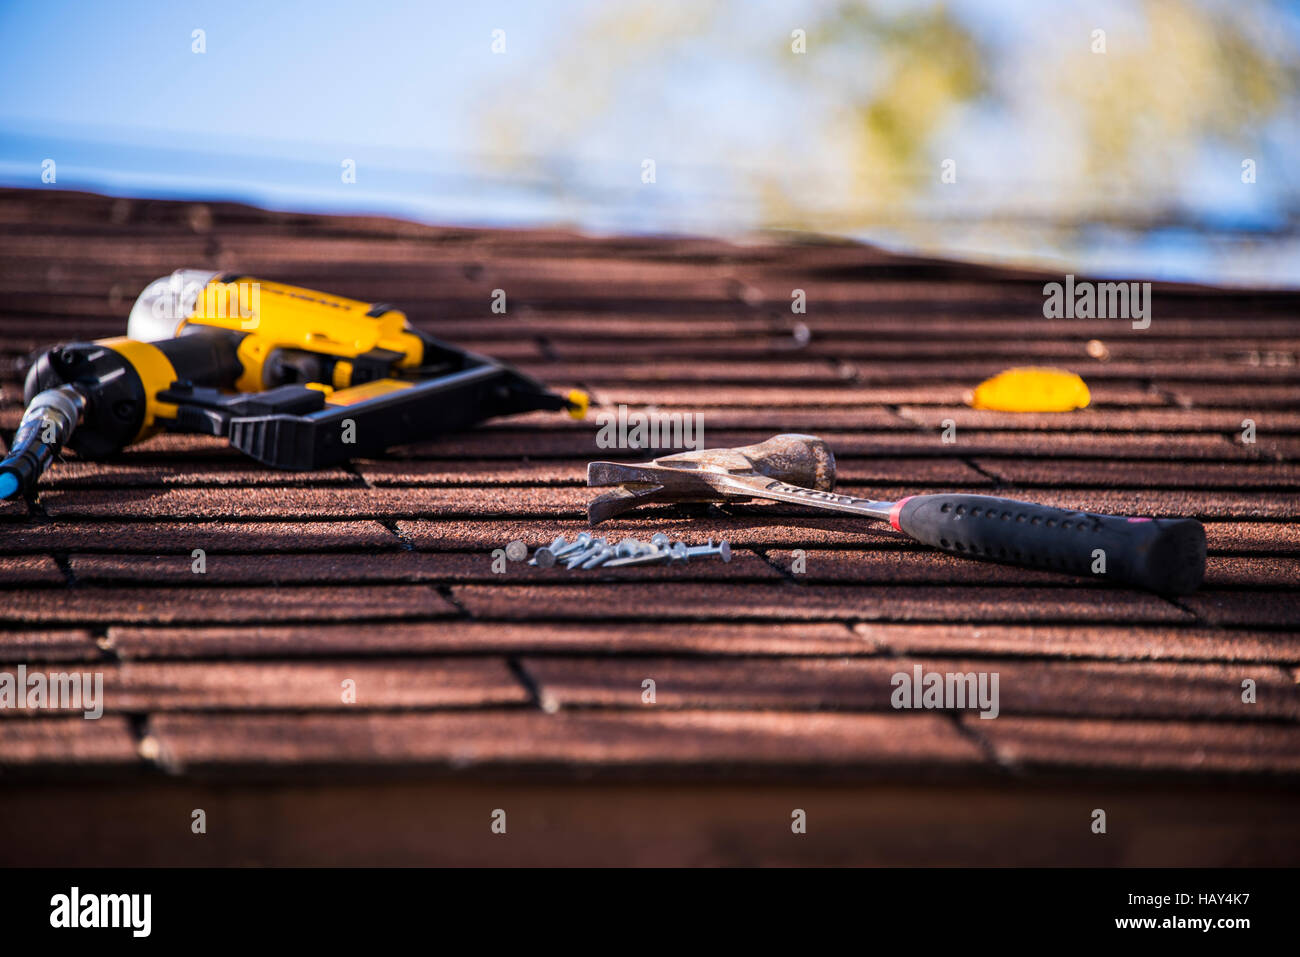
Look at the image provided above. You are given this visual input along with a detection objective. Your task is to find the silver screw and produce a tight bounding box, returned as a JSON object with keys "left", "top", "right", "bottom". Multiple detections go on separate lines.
{"left": 685, "top": 539, "right": 731, "bottom": 562}
{"left": 564, "top": 549, "right": 593, "bottom": 569}
{"left": 616, "top": 537, "right": 645, "bottom": 558}
{"left": 603, "top": 548, "right": 672, "bottom": 568}
{"left": 529, "top": 535, "right": 567, "bottom": 566}
{"left": 579, "top": 545, "right": 616, "bottom": 569}
{"left": 552, "top": 533, "right": 592, "bottom": 559}
{"left": 565, "top": 538, "right": 606, "bottom": 568}
{"left": 644, "top": 533, "right": 675, "bottom": 561}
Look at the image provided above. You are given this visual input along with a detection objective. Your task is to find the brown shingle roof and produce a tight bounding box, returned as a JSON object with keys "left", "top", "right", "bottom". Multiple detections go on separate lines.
{"left": 1, "top": 187, "right": 1297, "bottom": 864}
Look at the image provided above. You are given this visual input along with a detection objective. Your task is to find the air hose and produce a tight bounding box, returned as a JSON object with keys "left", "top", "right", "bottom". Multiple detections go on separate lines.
{"left": 0, "top": 385, "right": 85, "bottom": 500}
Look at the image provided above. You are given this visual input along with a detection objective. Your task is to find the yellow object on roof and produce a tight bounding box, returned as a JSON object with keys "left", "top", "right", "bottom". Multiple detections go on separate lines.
{"left": 966, "top": 367, "right": 1091, "bottom": 412}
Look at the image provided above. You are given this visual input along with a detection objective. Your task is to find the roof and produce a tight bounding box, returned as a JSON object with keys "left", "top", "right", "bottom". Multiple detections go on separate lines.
{"left": 0, "top": 187, "right": 1297, "bottom": 865}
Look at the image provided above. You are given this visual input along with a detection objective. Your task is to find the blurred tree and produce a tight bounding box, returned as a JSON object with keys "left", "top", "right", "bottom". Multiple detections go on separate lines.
{"left": 805, "top": 3, "right": 985, "bottom": 210}
{"left": 1060, "top": 0, "right": 1294, "bottom": 197}
{"left": 477, "top": 0, "right": 1299, "bottom": 253}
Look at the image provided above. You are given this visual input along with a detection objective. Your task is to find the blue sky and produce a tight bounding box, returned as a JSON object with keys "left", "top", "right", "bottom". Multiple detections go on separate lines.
{"left": 0, "top": 0, "right": 550, "bottom": 152}
{"left": 1, "top": 0, "right": 1296, "bottom": 285}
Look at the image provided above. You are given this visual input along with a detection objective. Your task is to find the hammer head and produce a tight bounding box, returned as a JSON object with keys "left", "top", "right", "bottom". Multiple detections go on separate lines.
{"left": 586, "top": 433, "right": 837, "bottom": 525}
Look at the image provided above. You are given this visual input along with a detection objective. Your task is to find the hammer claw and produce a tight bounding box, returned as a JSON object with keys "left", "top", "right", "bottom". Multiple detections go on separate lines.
{"left": 587, "top": 484, "right": 667, "bottom": 526}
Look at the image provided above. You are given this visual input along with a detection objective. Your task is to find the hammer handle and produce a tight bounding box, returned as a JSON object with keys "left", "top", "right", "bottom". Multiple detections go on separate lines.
{"left": 893, "top": 494, "right": 1205, "bottom": 595}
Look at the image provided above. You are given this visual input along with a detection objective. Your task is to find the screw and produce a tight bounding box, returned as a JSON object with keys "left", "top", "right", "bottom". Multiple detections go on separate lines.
{"left": 552, "top": 532, "right": 592, "bottom": 559}
{"left": 603, "top": 549, "right": 672, "bottom": 568}
{"left": 504, "top": 540, "right": 528, "bottom": 562}
{"left": 564, "top": 549, "right": 593, "bottom": 569}
{"left": 529, "top": 535, "right": 567, "bottom": 566}
{"left": 579, "top": 545, "right": 615, "bottom": 569}
{"left": 685, "top": 539, "right": 731, "bottom": 562}
{"left": 565, "top": 538, "right": 606, "bottom": 568}
{"left": 616, "top": 537, "right": 645, "bottom": 558}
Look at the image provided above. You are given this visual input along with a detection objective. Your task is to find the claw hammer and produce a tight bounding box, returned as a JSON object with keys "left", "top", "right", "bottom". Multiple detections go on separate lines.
{"left": 587, "top": 433, "right": 1206, "bottom": 594}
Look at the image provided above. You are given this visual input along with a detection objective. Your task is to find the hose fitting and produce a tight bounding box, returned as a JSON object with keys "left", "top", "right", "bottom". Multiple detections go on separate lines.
{"left": 0, "top": 384, "right": 85, "bottom": 499}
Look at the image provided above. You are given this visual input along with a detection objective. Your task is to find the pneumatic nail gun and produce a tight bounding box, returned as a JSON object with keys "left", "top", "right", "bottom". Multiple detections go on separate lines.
{"left": 1, "top": 270, "right": 587, "bottom": 499}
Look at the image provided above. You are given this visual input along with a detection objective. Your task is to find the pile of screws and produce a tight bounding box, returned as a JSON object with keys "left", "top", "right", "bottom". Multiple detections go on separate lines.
{"left": 526, "top": 532, "right": 731, "bottom": 570}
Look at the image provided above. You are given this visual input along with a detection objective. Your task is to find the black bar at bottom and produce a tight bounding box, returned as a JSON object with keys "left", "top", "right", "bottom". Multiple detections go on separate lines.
{"left": 0, "top": 866, "right": 1287, "bottom": 944}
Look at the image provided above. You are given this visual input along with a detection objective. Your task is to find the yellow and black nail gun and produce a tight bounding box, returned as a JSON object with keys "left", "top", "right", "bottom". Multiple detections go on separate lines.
{"left": 0, "top": 270, "right": 587, "bottom": 499}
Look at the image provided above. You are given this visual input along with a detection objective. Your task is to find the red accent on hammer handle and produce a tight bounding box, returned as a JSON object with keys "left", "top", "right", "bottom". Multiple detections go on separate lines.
{"left": 889, "top": 496, "right": 914, "bottom": 531}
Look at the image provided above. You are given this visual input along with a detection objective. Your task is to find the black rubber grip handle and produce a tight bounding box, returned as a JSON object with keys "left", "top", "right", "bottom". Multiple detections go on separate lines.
{"left": 895, "top": 494, "right": 1205, "bottom": 594}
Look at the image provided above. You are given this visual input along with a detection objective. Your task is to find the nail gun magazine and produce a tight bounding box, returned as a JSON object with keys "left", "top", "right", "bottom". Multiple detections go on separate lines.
{"left": 1, "top": 0, "right": 1297, "bottom": 937}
